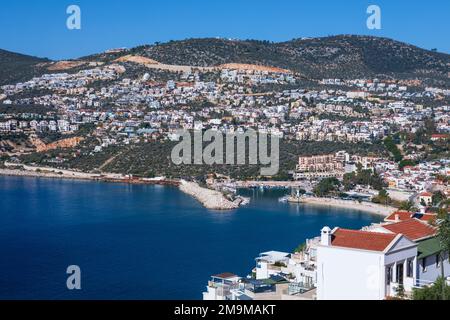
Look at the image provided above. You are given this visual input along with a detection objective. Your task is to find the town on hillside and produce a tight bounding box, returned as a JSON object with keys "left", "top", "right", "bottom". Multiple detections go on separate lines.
{"left": 1, "top": 40, "right": 449, "bottom": 300}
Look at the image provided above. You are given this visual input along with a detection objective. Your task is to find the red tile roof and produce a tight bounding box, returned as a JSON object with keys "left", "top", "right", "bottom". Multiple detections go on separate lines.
{"left": 419, "top": 192, "right": 432, "bottom": 197}
{"left": 331, "top": 228, "right": 397, "bottom": 252}
{"left": 385, "top": 211, "right": 413, "bottom": 222}
{"left": 431, "top": 134, "right": 448, "bottom": 139}
{"left": 212, "top": 272, "right": 238, "bottom": 279}
{"left": 382, "top": 219, "right": 436, "bottom": 241}
{"left": 385, "top": 211, "right": 437, "bottom": 223}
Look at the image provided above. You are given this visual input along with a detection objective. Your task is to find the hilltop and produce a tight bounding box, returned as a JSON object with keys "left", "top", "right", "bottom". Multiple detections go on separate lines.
{"left": 101, "top": 35, "right": 449, "bottom": 81}
{"left": 0, "top": 49, "right": 50, "bottom": 86}
{"left": 1, "top": 35, "right": 449, "bottom": 85}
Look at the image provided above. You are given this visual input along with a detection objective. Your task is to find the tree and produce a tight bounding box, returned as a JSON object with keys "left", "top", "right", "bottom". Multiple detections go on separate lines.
{"left": 294, "top": 242, "right": 306, "bottom": 253}
{"left": 437, "top": 209, "right": 450, "bottom": 300}
{"left": 342, "top": 169, "right": 385, "bottom": 191}
{"left": 398, "top": 159, "right": 416, "bottom": 170}
{"left": 373, "top": 189, "right": 391, "bottom": 205}
{"left": 399, "top": 201, "right": 417, "bottom": 212}
{"left": 432, "top": 191, "right": 446, "bottom": 206}
{"left": 343, "top": 172, "right": 356, "bottom": 191}
{"left": 313, "top": 177, "right": 341, "bottom": 197}
{"left": 413, "top": 277, "right": 450, "bottom": 300}
{"left": 383, "top": 136, "right": 403, "bottom": 162}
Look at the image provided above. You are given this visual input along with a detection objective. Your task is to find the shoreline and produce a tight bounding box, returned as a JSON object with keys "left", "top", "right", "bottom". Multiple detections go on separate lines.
{"left": 0, "top": 166, "right": 180, "bottom": 186}
{"left": 178, "top": 180, "right": 241, "bottom": 210}
{"left": 0, "top": 167, "right": 99, "bottom": 181}
{"left": 0, "top": 167, "right": 241, "bottom": 210}
{"left": 297, "top": 196, "right": 396, "bottom": 216}
{"left": 1, "top": 167, "right": 396, "bottom": 215}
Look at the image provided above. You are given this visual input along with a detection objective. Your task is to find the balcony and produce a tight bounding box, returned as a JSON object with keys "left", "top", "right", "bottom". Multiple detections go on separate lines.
{"left": 413, "top": 278, "right": 435, "bottom": 289}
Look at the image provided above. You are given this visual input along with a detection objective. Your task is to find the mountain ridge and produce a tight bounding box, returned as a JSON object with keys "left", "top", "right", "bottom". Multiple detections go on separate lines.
{"left": 1, "top": 35, "right": 449, "bottom": 86}
{"left": 0, "top": 49, "right": 50, "bottom": 86}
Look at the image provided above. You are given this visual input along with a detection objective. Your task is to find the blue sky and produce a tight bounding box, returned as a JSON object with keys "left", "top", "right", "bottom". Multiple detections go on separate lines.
{"left": 0, "top": 0, "right": 448, "bottom": 60}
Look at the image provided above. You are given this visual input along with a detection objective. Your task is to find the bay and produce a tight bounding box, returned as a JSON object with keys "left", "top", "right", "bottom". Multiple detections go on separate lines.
{"left": 0, "top": 176, "right": 381, "bottom": 299}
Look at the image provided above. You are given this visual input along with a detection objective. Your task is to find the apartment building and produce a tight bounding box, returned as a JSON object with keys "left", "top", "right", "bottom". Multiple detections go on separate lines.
{"left": 294, "top": 153, "right": 345, "bottom": 179}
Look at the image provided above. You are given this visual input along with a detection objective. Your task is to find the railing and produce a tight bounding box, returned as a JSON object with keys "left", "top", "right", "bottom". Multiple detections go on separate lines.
{"left": 288, "top": 282, "right": 315, "bottom": 295}
{"left": 208, "top": 281, "right": 241, "bottom": 298}
{"left": 413, "top": 279, "right": 435, "bottom": 288}
{"left": 268, "top": 265, "right": 282, "bottom": 271}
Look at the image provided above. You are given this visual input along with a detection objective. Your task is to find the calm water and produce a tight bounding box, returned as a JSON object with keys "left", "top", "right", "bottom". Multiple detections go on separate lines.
{"left": 0, "top": 176, "right": 382, "bottom": 299}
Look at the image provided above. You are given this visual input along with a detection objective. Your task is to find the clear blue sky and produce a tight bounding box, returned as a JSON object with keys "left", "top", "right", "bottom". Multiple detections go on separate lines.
{"left": 0, "top": 0, "right": 448, "bottom": 60}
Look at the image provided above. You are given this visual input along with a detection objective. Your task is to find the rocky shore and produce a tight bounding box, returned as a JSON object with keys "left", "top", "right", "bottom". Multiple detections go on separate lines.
{"left": 179, "top": 180, "right": 242, "bottom": 210}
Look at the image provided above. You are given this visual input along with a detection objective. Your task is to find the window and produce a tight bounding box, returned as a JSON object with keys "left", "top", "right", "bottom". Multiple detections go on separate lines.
{"left": 396, "top": 263, "right": 404, "bottom": 285}
{"left": 386, "top": 266, "right": 393, "bottom": 285}
{"left": 436, "top": 254, "right": 441, "bottom": 268}
{"left": 421, "top": 258, "right": 427, "bottom": 272}
{"left": 407, "top": 259, "right": 413, "bottom": 278}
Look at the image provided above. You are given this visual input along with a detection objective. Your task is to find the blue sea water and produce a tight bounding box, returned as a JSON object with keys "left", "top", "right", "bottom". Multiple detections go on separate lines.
{"left": 0, "top": 176, "right": 382, "bottom": 299}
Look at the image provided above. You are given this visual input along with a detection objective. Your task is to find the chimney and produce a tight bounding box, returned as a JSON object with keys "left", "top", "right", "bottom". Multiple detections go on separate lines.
{"left": 395, "top": 214, "right": 400, "bottom": 222}
{"left": 321, "top": 226, "right": 332, "bottom": 246}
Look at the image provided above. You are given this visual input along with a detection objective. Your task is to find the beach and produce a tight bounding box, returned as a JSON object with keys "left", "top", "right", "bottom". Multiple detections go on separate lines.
{"left": 299, "top": 196, "right": 396, "bottom": 216}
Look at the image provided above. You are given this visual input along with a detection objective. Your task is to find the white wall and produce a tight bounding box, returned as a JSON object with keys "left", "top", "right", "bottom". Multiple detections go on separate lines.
{"left": 203, "top": 286, "right": 218, "bottom": 300}
{"left": 317, "top": 246, "right": 385, "bottom": 300}
{"left": 256, "top": 262, "right": 268, "bottom": 280}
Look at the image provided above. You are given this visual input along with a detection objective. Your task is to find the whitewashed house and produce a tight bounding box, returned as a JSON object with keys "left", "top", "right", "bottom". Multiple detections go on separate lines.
{"left": 363, "top": 218, "right": 449, "bottom": 285}
{"left": 317, "top": 227, "right": 418, "bottom": 300}
{"left": 255, "top": 251, "right": 290, "bottom": 280}
{"left": 202, "top": 273, "right": 241, "bottom": 300}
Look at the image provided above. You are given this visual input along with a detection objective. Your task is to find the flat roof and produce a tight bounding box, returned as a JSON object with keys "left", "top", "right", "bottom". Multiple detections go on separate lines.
{"left": 212, "top": 272, "right": 238, "bottom": 279}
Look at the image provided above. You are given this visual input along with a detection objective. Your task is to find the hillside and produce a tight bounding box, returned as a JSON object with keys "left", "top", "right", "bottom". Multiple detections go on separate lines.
{"left": 1, "top": 35, "right": 449, "bottom": 86}
{"left": 129, "top": 35, "right": 449, "bottom": 80}
{"left": 0, "top": 49, "right": 50, "bottom": 86}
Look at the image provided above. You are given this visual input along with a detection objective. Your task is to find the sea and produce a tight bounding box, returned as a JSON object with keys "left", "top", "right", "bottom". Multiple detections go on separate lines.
{"left": 0, "top": 176, "right": 382, "bottom": 299}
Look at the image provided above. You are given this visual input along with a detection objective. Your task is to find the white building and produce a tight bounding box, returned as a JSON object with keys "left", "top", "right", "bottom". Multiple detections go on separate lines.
{"left": 255, "top": 251, "right": 290, "bottom": 280}
{"left": 317, "top": 227, "right": 418, "bottom": 300}
{"left": 202, "top": 273, "right": 241, "bottom": 300}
